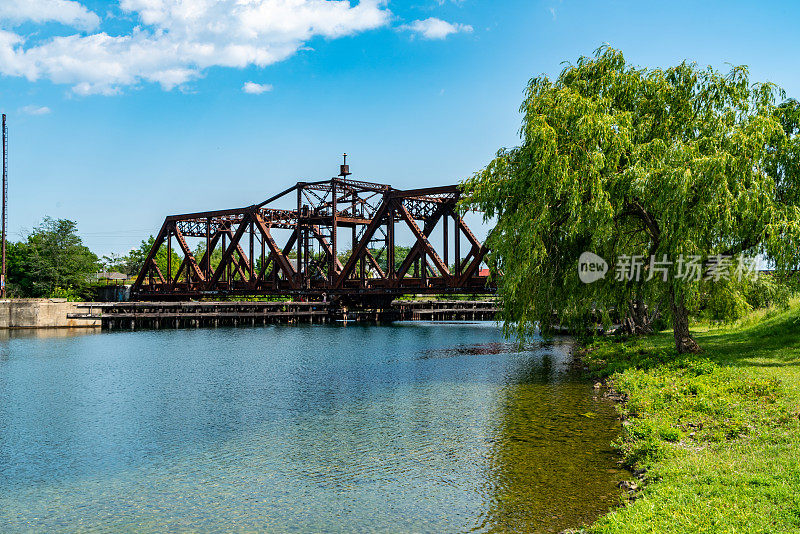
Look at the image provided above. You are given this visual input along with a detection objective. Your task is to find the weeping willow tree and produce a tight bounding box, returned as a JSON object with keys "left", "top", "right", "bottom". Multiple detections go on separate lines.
{"left": 462, "top": 47, "right": 800, "bottom": 353}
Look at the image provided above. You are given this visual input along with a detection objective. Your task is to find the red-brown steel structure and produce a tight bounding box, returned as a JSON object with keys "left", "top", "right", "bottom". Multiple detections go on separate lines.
{"left": 131, "top": 161, "right": 492, "bottom": 302}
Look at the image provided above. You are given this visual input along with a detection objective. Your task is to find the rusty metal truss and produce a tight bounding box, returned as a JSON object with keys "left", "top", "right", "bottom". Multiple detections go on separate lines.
{"left": 131, "top": 165, "right": 492, "bottom": 302}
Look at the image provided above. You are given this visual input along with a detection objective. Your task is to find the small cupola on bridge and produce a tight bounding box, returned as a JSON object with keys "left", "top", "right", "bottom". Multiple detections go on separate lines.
{"left": 339, "top": 153, "right": 352, "bottom": 178}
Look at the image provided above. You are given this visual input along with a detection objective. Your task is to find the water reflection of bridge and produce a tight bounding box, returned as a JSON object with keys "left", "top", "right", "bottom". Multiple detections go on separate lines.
{"left": 131, "top": 162, "right": 493, "bottom": 304}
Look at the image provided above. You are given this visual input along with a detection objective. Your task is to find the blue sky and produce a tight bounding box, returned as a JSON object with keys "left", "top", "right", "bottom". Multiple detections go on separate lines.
{"left": 0, "top": 0, "right": 798, "bottom": 256}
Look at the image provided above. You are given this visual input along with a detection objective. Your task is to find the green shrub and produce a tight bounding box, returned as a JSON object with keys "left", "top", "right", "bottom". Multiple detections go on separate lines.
{"left": 743, "top": 274, "right": 791, "bottom": 310}
{"left": 697, "top": 274, "right": 791, "bottom": 323}
{"left": 705, "top": 283, "right": 752, "bottom": 322}
{"left": 49, "top": 286, "right": 81, "bottom": 301}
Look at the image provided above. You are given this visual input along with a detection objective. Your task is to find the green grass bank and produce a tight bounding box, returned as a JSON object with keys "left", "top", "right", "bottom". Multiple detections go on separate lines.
{"left": 581, "top": 300, "right": 800, "bottom": 533}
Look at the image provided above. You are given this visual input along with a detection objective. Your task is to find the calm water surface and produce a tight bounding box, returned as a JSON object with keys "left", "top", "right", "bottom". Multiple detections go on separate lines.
{"left": 0, "top": 323, "right": 624, "bottom": 533}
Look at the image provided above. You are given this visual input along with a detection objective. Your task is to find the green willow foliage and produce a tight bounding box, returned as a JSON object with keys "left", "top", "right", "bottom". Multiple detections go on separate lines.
{"left": 462, "top": 47, "right": 800, "bottom": 352}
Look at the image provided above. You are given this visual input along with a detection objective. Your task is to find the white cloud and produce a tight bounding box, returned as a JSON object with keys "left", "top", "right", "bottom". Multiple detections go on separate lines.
{"left": 0, "top": 0, "right": 100, "bottom": 30}
{"left": 20, "top": 105, "right": 51, "bottom": 115}
{"left": 243, "top": 81, "right": 273, "bottom": 94}
{"left": 400, "top": 17, "right": 472, "bottom": 40}
{"left": 0, "top": 0, "right": 391, "bottom": 95}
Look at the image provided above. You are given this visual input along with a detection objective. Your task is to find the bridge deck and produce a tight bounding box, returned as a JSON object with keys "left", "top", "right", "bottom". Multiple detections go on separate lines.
{"left": 69, "top": 300, "right": 498, "bottom": 329}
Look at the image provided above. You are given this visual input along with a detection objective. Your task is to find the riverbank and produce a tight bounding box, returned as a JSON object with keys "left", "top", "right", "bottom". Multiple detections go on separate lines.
{"left": 580, "top": 300, "right": 800, "bottom": 533}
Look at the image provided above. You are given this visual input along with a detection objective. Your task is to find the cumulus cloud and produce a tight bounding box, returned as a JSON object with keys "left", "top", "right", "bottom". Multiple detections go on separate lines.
{"left": 243, "top": 81, "right": 273, "bottom": 94}
{"left": 0, "top": 0, "right": 100, "bottom": 30}
{"left": 20, "top": 105, "right": 51, "bottom": 115}
{"left": 0, "top": 0, "right": 391, "bottom": 95}
{"left": 400, "top": 17, "right": 472, "bottom": 40}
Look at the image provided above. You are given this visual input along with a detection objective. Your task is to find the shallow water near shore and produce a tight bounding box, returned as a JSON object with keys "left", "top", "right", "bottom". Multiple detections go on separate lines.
{"left": 0, "top": 322, "right": 624, "bottom": 533}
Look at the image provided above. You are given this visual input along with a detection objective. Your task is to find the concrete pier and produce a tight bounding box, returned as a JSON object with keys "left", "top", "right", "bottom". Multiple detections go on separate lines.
{"left": 0, "top": 299, "right": 101, "bottom": 328}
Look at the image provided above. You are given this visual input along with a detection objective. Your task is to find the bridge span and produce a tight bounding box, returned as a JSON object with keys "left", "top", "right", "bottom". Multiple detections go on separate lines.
{"left": 131, "top": 160, "right": 493, "bottom": 303}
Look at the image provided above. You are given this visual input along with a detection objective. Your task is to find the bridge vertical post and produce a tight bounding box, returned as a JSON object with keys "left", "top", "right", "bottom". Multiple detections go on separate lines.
{"left": 301, "top": 221, "right": 306, "bottom": 284}
{"left": 221, "top": 231, "right": 226, "bottom": 285}
{"left": 249, "top": 220, "right": 254, "bottom": 283}
{"left": 454, "top": 214, "right": 461, "bottom": 277}
{"left": 330, "top": 179, "right": 337, "bottom": 287}
{"left": 166, "top": 227, "right": 172, "bottom": 285}
{"left": 443, "top": 218, "right": 449, "bottom": 273}
{"left": 421, "top": 249, "right": 427, "bottom": 286}
{"left": 304, "top": 223, "right": 310, "bottom": 284}
{"left": 205, "top": 218, "right": 211, "bottom": 279}
{"left": 260, "top": 229, "right": 266, "bottom": 285}
{"left": 386, "top": 200, "right": 395, "bottom": 280}
{"left": 353, "top": 197, "right": 362, "bottom": 285}
{"left": 359, "top": 244, "right": 365, "bottom": 285}
{"left": 296, "top": 185, "right": 303, "bottom": 285}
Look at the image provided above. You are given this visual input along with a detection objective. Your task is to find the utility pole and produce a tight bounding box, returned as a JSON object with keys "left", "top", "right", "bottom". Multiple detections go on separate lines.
{"left": 1, "top": 114, "right": 6, "bottom": 299}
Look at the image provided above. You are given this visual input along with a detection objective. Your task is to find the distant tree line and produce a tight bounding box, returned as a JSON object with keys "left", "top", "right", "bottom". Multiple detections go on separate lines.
{"left": 7, "top": 217, "right": 98, "bottom": 299}
{"left": 100, "top": 235, "right": 181, "bottom": 281}
{"left": 4, "top": 219, "right": 432, "bottom": 299}
{"left": 4, "top": 219, "right": 173, "bottom": 300}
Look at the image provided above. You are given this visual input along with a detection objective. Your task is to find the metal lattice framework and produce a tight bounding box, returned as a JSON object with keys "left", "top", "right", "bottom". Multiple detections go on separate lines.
{"left": 131, "top": 167, "right": 491, "bottom": 302}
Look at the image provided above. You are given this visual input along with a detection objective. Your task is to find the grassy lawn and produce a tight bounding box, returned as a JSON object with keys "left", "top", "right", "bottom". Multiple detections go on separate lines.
{"left": 583, "top": 299, "right": 800, "bottom": 533}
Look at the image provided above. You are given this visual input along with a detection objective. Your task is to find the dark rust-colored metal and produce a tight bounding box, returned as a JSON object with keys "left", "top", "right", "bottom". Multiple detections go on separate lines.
{"left": 131, "top": 166, "right": 493, "bottom": 302}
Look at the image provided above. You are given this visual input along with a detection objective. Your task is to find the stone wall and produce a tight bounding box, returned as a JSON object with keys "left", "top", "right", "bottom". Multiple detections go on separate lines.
{"left": 0, "top": 299, "right": 100, "bottom": 328}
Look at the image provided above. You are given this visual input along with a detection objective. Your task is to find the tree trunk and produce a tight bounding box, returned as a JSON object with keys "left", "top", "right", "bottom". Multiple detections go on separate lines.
{"left": 669, "top": 286, "right": 701, "bottom": 354}
{"left": 621, "top": 299, "right": 657, "bottom": 335}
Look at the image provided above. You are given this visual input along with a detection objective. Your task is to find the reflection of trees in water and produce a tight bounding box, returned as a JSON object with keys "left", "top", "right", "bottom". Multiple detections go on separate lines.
{"left": 420, "top": 341, "right": 562, "bottom": 361}
{"left": 419, "top": 342, "right": 523, "bottom": 359}
{"left": 474, "top": 355, "right": 624, "bottom": 533}
{"left": 0, "top": 327, "right": 100, "bottom": 361}
{"left": 0, "top": 327, "right": 99, "bottom": 342}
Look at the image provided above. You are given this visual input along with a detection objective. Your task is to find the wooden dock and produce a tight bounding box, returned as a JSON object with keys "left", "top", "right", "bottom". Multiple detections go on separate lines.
{"left": 69, "top": 300, "right": 498, "bottom": 330}
{"left": 392, "top": 300, "right": 498, "bottom": 321}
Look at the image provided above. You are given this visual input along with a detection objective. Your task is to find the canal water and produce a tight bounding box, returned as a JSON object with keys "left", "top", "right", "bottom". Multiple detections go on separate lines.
{"left": 0, "top": 322, "right": 624, "bottom": 533}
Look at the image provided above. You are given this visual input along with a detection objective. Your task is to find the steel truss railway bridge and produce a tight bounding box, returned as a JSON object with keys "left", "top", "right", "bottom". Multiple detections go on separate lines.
{"left": 131, "top": 160, "right": 493, "bottom": 304}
